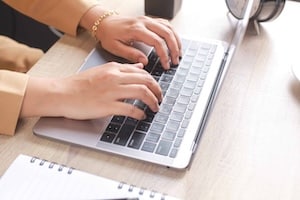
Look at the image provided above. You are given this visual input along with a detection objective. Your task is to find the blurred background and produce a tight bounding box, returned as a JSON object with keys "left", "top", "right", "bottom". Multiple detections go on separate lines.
{"left": 0, "top": 1, "right": 60, "bottom": 52}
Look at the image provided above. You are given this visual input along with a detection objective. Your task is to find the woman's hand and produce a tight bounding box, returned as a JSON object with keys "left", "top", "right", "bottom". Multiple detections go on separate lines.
{"left": 21, "top": 63, "right": 162, "bottom": 120}
{"left": 80, "top": 6, "right": 182, "bottom": 70}
{"left": 97, "top": 15, "right": 181, "bottom": 70}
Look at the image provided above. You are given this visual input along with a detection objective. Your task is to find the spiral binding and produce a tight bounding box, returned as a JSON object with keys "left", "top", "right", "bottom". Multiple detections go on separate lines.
{"left": 30, "top": 156, "right": 74, "bottom": 174}
{"left": 117, "top": 181, "right": 166, "bottom": 200}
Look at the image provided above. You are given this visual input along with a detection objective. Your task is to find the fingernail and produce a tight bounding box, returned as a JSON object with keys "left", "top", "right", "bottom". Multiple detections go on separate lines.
{"left": 174, "top": 56, "right": 180, "bottom": 65}
{"left": 165, "top": 61, "right": 170, "bottom": 70}
{"left": 156, "top": 103, "right": 160, "bottom": 112}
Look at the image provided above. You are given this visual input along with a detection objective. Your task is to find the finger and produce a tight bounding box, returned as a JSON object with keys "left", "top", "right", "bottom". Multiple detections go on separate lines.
{"left": 137, "top": 30, "right": 170, "bottom": 69}
{"left": 102, "top": 63, "right": 163, "bottom": 102}
{"left": 116, "top": 66, "right": 162, "bottom": 100}
{"left": 110, "top": 101, "right": 146, "bottom": 120}
{"left": 105, "top": 42, "right": 149, "bottom": 66}
{"left": 156, "top": 18, "right": 182, "bottom": 57}
{"left": 104, "top": 62, "right": 147, "bottom": 75}
{"left": 127, "top": 24, "right": 170, "bottom": 70}
{"left": 114, "top": 84, "right": 161, "bottom": 112}
{"left": 145, "top": 18, "right": 181, "bottom": 65}
{"left": 118, "top": 63, "right": 146, "bottom": 72}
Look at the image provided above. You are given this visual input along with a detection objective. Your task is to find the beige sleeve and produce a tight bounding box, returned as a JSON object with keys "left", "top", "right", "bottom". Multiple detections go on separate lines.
{"left": 0, "top": 70, "right": 28, "bottom": 135}
{"left": 0, "top": 36, "right": 44, "bottom": 72}
{"left": 3, "top": 0, "right": 99, "bottom": 36}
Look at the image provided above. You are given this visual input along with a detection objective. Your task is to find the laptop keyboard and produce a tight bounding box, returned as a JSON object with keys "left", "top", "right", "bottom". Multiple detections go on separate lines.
{"left": 100, "top": 39, "right": 217, "bottom": 158}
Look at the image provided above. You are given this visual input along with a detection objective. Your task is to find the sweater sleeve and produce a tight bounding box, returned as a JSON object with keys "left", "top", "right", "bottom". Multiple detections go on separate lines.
{"left": 0, "top": 36, "right": 44, "bottom": 73}
{"left": 3, "top": 0, "right": 99, "bottom": 36}
{"left": 0, "top": 70, "right": 28, "bottom": 135}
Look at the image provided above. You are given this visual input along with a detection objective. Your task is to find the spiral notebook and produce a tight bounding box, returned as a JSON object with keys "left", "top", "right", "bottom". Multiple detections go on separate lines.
{"left": 0, "top": 154, "right": 179, "bottom": 200}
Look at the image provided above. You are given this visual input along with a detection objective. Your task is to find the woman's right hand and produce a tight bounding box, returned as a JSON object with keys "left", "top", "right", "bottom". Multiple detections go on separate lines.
{"left": 21, "top": 62, "right": 162, "bottom": 120}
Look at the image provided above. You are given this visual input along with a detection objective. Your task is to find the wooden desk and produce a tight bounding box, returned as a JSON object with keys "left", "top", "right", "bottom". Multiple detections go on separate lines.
{"left": 2, "top": 0, "right": 300, "bottom": 199}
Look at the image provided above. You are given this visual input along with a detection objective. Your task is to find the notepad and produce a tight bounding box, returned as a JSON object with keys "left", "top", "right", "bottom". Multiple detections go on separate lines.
{"left": 0, "top": 154, "right": 179, "bottom": 200}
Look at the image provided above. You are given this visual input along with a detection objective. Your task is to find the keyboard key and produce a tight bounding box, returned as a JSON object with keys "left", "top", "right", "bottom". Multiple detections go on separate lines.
{"left": 169, "top": 148, "right": 178, "bottom": 158}
{"left": 166, "top": 88, "right": 180, "bottom": 99}
{"left": 174, "top": 138, "right": 182, "bottom": 148}
{"left": 180, "top": 60, "right": 191, "bottom": 69}
{"left": 191, "top": 94, "right": 199, "bottom": 103}
{"left": 114, "top": 124, "right": 135, "bottom": 146}
{"left": 152, "top": 66, "right": 164, "bottom": 76}
{"left": 170, "top": 81, "right": 182, "bottom": 90}
{"left": 100, "top": 132, "right": 116, "bottom": 143}
{"left": 183, "top": 55, "right": 194, "bottom": 63}
{"left": 164, "top": 96, "right": 176, "bottom": 105}
{"left": 177, "top": 95, "right": 190, "bottom": 105}
{"left": 144, "top": 109, "right": 155, "bottom": 123}
{"left": 173, "top": 102, "right": 187, "bottom": 113}
{"left": 181, "top": 120, "right": 190, "bottom": 129}
{"left": 105, "top": 123, "right": 121, "bottom": 134}
{"left": 177, "top": 68, "right": 189, "bottom": 76}
{"left": 162, "top": 130, "right": 176, "bottom": 141}
{"left": 159, "top": 82, "right": 170, "bottom": 95}
{"left": 145, "top": 132, "right": 161, "bottom": 143}
{"left": 160, "top": 74, "right": 173, "bottom": 83}
{"left": 177, "top": 128, "right": 186, "bottom": 138}
{"left": 187, "top": 73, "right": 199, "bottom": 82}
{"left": 192, "top": 59, "right": 204, "bottom": 68}
{"left": 128, "top": 132, "right": 146, "bottom": 149}
{"left": 169, "top": 111, "right": 184, "bottom": 122}
{"left": 111, "top": 116, "right": 125, "bottom": 124}
{"left": 136, "top": 121, "right": 150, "bottom": 132}
{"left": 149, "top": 123, "right": 165, "bottom": 134}
{"left": 189, "top": 41, "right": 200, "bottom": 50}
{"left": 166, "top": 120, "right": 181, "bottom": 132}
{"left": 141, "top": 142, "right": 156, "bottom": 153}
{"left": 144, "top": 52, "right": 158, "bottom": 73}
{"left": 159, "top": 104, "right": 173, "bottom": 115}
{"left": 173, "top": 74, "right": 186, "bottom": 83}
{"left": 125, "top": 117, "right": 138, "bottom": 126}
{"left": 154, "top": 113, "right": 169, "bottom": 124}
{"left": 184, "top": 80, "right": 197, "bottom": 90}
{"left": 180, "top": 87, "right": 193, "bottom": 97}
{"left": 188, "top": 103, "right": 196, "bottom": 111}
{"left": 165, "top": 68, "right": 177, "bottom": 76}
{"left": 185, "top": 110, "right": 193, "bottom": 119}
{"left": 155, "top": 140, "right": 172, "bottom": 156}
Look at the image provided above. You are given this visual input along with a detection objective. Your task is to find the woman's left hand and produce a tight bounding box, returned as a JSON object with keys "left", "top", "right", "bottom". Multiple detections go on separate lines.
{"left": 97, "top": 15, "right": 181, "bottom": 70}
{"left": 80, "top": 6, "right": 182, "bottom": 70}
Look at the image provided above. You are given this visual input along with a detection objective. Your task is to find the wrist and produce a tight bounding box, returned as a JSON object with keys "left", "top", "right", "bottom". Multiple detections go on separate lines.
{"left": 20, "top": 77, "right": 65, "bottom": 118}
{"left": 79, "top": 5, "right": 119, "bottom": 41}
{"left": 79, "top": 5, "right": 117, "bottom": 40}
{"left": 90, "top": 10, "right": 119, "bottom": 40}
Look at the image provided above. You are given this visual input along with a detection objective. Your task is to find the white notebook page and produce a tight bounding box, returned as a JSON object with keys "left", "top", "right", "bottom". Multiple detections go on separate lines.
{"left": 0, "top": 154, "right": 179, "bottom": 200}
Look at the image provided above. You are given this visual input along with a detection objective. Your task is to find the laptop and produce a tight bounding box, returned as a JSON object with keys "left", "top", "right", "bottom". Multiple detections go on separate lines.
{"left": 33, "top": 0, "right": 254, "bottom": 169}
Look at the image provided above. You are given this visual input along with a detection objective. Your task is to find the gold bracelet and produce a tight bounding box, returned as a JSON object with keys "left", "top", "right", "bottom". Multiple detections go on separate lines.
{"left": 91, "top": 10, "right": 119, "bottom": 40}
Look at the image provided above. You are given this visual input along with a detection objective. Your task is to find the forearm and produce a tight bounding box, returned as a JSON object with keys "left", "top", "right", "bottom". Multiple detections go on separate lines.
{"left": 20, "top": 77, "right": 66, "bottom": 118}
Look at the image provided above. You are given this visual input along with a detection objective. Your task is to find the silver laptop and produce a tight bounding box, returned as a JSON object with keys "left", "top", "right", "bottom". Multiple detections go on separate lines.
{"left": 33, "top": 0, "right": 253, "bottom": 169}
